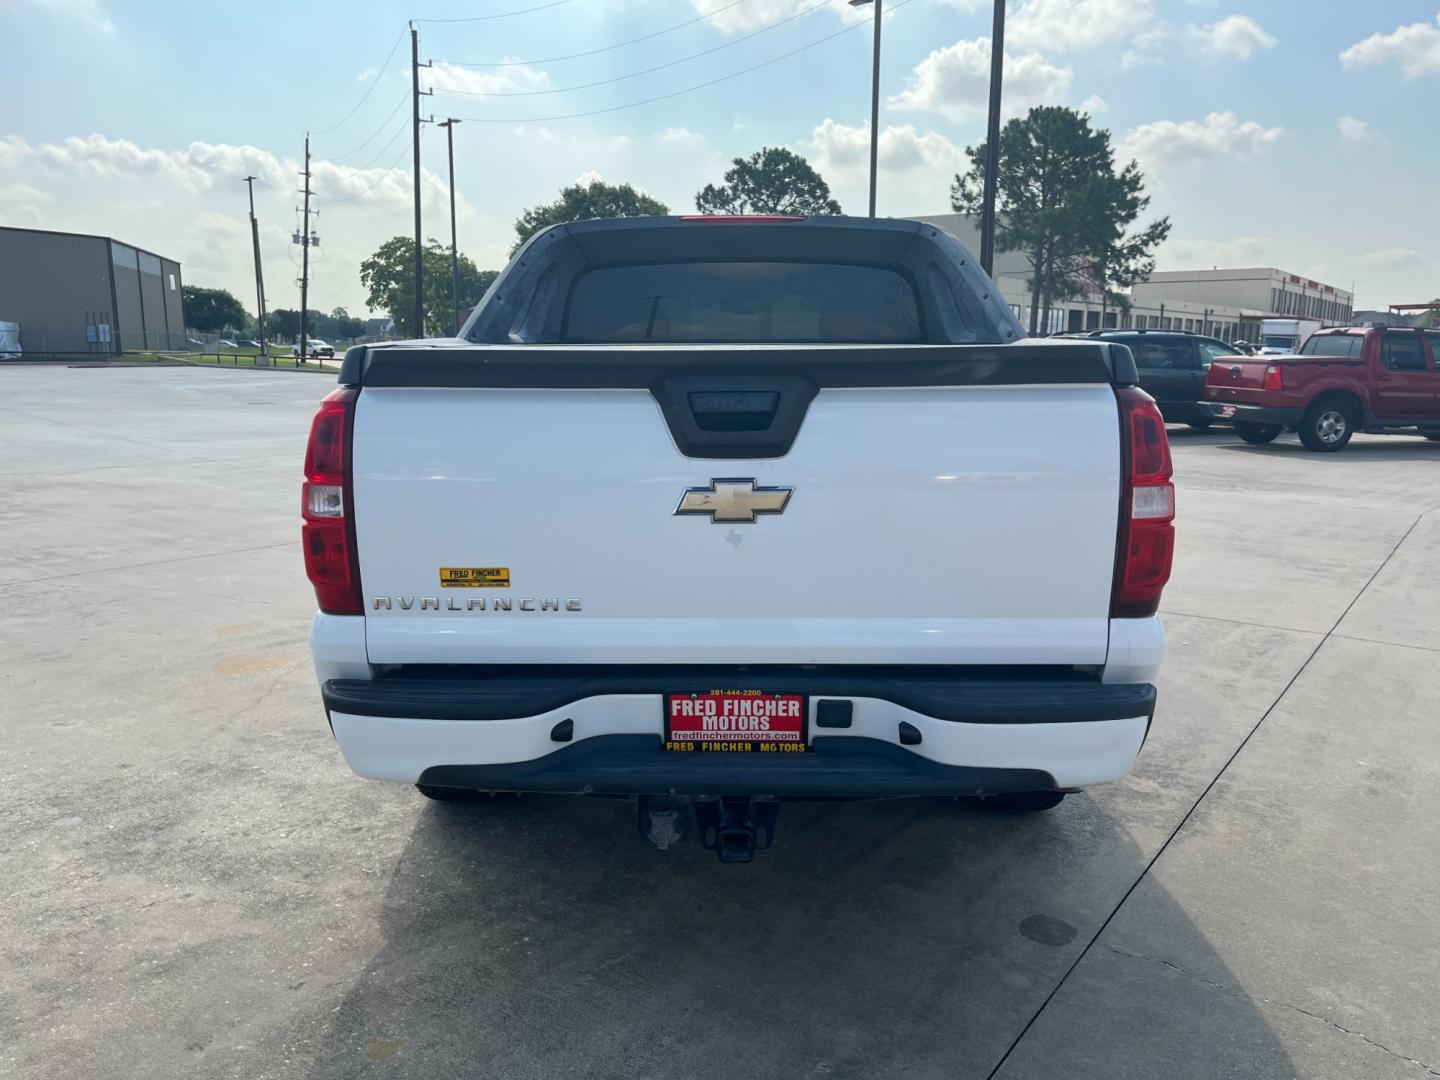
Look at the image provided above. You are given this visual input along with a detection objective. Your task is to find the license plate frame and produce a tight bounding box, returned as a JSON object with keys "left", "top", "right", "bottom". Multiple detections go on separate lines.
{"left": 663, "top": 690, "right": 809, "bottom": 754}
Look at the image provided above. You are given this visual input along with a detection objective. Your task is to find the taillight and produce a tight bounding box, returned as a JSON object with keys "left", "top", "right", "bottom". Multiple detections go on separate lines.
{"left": 1263, "top": 365, "right": 1284, "bottom": 391}
{"left": 1112, "top": 386, "right": 1175, "bottom": 618}
{"left": 302, "top": 387, "right": 361, "bottom": 615}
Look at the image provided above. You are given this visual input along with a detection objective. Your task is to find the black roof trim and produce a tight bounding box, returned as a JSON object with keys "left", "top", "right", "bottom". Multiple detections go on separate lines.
{"left": 338, "top": 340, "right": 1137, "bottom": 389}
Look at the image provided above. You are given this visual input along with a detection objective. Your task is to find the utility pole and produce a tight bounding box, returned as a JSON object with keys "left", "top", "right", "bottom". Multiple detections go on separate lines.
{"left": 242, "top": 176, "right": 269, "bottom": 360}
{"left": 848, "top": 0, "right": 883, "bottom": 217}
{"left": 979, "top": 0, "right": 1006, "bottom": 275}
{"left": 296, "top": 134, "right": 315, "bottom": 364}
{"left": 437, "top": 118, "right": 462, "bottom": 336}
{"left": 410, "top": 24, "right": 432, "bottom": 339}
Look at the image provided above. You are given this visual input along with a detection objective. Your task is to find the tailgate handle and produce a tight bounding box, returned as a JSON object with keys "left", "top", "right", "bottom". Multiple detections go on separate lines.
{"left": 687, "top": 391, "right": 780, "bottom": 431}
{"left": 652, "top": 375, "right": 819, "bottom": 459}
{"left": 1229, "top": 365, "right": 1242, "bottom": 377}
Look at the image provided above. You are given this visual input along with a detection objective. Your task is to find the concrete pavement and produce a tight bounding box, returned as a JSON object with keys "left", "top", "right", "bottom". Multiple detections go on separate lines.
{"left": 1, "top": 368, "right": 1436, "bottom": 1079}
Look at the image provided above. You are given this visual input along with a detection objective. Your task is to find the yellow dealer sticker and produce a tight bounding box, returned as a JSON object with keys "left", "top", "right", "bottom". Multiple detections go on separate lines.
{"left": 439, "top": 567, "right": 510, "bottom": 588}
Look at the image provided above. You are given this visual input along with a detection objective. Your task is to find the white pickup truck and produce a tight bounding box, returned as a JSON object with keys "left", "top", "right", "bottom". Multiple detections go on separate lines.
{"left": 304, "top": 216, "right": 1172, "bottom": 861}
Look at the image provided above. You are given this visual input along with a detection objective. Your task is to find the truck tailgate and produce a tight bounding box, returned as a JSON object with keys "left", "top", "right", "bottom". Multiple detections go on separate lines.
{"left": 350, "top": 348, "right": 1123, "bottom": 667}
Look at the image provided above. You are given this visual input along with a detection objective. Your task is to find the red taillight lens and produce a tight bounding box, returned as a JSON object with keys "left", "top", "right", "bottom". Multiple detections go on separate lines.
{"left": 1112, "top": 387, "right": 1175, "bottom": 618}
{"left": 1263, "top": 365, "right": 1284, "bottom": 391}
{"left": 302, "top": 388, "right": 361, "bottom": 615}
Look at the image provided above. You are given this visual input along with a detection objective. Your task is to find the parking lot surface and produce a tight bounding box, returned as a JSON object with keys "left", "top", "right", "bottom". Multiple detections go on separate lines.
{"left": 2, "top": 367, "right": 1437, "bottom": 1080}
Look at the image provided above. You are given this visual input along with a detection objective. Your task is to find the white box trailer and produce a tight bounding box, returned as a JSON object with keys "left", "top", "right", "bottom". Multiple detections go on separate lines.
{"left": 1259, "top": 318, "right": 1320, "bottom": 355}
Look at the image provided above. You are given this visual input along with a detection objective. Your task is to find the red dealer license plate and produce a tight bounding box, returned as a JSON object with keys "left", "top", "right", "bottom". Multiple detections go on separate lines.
{"left": 663, "top": 691, "right": 808, "bottom": 754}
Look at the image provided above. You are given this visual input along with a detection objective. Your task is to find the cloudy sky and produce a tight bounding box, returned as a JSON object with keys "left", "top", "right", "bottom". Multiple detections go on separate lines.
{"left": 1, "top": 0, "right": 1436, "bottom": 316}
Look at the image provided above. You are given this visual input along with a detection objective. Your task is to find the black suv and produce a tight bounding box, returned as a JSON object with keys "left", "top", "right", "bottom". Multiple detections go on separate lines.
{"left": 1073, "top": 330, "right": 1244, "bottom": 428}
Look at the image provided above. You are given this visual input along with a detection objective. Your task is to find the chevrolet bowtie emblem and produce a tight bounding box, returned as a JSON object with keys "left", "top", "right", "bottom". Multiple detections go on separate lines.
{"left": 674, "top": 478, "right": 794, "bottom": 524}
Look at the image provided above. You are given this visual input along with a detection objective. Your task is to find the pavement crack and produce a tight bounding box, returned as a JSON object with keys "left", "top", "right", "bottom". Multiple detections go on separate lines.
{"left": 985, "top": 507, "right": 1432, "bottom": 1080}
{"left": 1105, "top": 946, "right": 1440, "bottom": 1076}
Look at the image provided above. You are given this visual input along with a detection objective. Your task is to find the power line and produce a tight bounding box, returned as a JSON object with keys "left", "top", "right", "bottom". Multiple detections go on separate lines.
{"left": 325, "top": 87, "right": 411, "bottom": 161}
{"left": 328, "top": 114, "right": 411, "bottom": 179}
{"left": 323, "top": 139, "right": 415, "bottom": 203}
{"left": 432, "top": 0, "right": 750, "bottom": 67}
{"left": 431, "top": 0, "right": 835, "bottom": 98}
{"left": 444, "top": 0, "right": 910, "bottom": 124}
{"left": 413, "top": 0, "right": 576, "bottom": 24}
{"left": 312, "top": 26, "right": 408, "bottom": 135}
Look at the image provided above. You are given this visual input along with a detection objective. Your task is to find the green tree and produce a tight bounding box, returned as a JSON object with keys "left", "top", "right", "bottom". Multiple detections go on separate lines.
{"left": 269, "top": 308, "right": 300, "bottom": 341}
{"left": 952, "top": 106, "right": 1170, "bottom": 335}
{"left": 329, "top": 306, "right": 365, "bottom": 341}
{"left": 512, "top": 179, "right": 668, "bottom": 254}
{"left": 695, "top": 147, "right": 842, "bottom": 216}
{"left": 359, "top": 236, "right": 496, "bottom": 337}
{"left": 182, "top": 285, "right": 248, "bottom": 333}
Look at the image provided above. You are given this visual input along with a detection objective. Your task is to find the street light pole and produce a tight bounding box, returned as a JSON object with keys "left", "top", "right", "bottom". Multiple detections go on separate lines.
{"left": 849, "top": 0, "right": 882, "bottom": 217}
{"left": 437, "top": 118, "right": 462, "bottom": 337}
{"left": 979, "top": 0, "right": 1006, "bottom": 275}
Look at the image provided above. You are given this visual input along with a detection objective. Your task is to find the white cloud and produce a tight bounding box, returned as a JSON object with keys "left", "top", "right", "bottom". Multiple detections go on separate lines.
{"left": 806, "top": 118, "right": 967, "bottom": 176}
{"left": 1120, "top": 26, "right": 1170, "bottom": 68}
{"left": 1079, "top": 94, "right": 1109, "bottom": 114}
{"left": 1340, "top": 12, "right": 1440, "bottom": 78}
{"left": 356, "top": 67, "right": 378, "bottom": 84}
{"left": 28, "top": 134, "right": 289, "bottom": 192}
{"left": 802, "top": 118, "right": 967, "bottom": 214}
{"left": 573, "top": 169, "right": 604, "bottom": 186}
{"left": 427, "top": 60, "right": 551, "bottom": 96}
{"left": 1358, "top": 248, "right": 1424, "bottom": 269}
{"left": 1008, "top": 0, "right": 1155, "bottom": 51}
{"left": 1119, "top": 112, "right": 1284, "bottom": 166}
{"left": 15, "top": 0, "right": 114, "bottom": 35}
{"left": 888, "top": 37, "right": 1073, "bottom": 122}
{"left": 0, "top": 135, "right": 36, "bottom": 169}
{"left": 1192, "top": 14, "right": 1276, "bottom": 60}
{"left": 0, "top": 182, "right": 54, "bottom": 226}
{"left": 687, "top": 0, "right": 865, "bottom": 33}
{"left": 1337, "top": 116, "right": 1381, "bottom": 142}
{"left": 656, "top": 127, "right": 707, "bottom": 150}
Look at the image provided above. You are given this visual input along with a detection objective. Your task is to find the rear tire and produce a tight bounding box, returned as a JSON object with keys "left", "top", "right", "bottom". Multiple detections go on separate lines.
{"left": 417, "top": 784, "right": 485, "bottom": 802}
{"left": 1235, "top": 421, "right": 1282, "bottom": 445}
{"left": 969, "top": 790, "right": 1066, "bottom": 813}
{"left": 1298, "top": 399, "right": 1357, "bottom": 452}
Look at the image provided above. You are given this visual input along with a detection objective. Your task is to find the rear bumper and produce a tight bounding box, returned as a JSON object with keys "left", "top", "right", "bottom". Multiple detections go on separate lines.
{"left": 323, "top": 673, "right": 1155, "bottom": 794}
{"left": 1225, "top": 403, "right": 1305, "bottom": 427}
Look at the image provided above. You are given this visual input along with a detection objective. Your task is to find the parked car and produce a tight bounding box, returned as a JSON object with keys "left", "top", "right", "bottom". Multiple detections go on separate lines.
{"left": 1206, "top": 327, "right": 1440, "bottom": 451}
{"left": 293, "top": 339, "right": 335, "bottom": 359}
{"left": 238, "top": 339, "right": 262, "bottom": 349}
{"left": 218, "top": 339, "right": 238, "bottom": 349}
{"left": 303, "top": 215, "right": 1173, "bottom": 861}
{"left": 1081, "top": 330, "right": 1245, "bottom": 428}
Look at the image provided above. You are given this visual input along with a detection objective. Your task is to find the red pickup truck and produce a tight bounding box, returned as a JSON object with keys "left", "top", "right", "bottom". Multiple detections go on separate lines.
{"left": 1206, "top": 327, "right": 1440, "bottom": 451}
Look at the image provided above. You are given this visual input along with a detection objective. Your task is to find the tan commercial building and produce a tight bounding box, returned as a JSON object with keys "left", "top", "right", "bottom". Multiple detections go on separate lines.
{"left": 1134, "top": 268, "right": 1353, "bottom": 326}
{"left": 911, "top": 213, "right": 1348, "bottom": 343}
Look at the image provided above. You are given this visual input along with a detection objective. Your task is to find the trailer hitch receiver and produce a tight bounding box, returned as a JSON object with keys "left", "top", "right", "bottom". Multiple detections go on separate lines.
{"left": 694, "top": 796, "right": 780, "bottom": 863}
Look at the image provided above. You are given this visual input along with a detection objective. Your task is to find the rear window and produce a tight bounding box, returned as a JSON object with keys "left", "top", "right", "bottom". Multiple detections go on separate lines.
{"left": 561, "top": 261, "right": 922, "bottom": 343}
{"left": 1301, "top": 335, "right": 1361, "bottom": 357}
{"left": 1132, "top": 341, "right": 1199, "bottom": 369}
